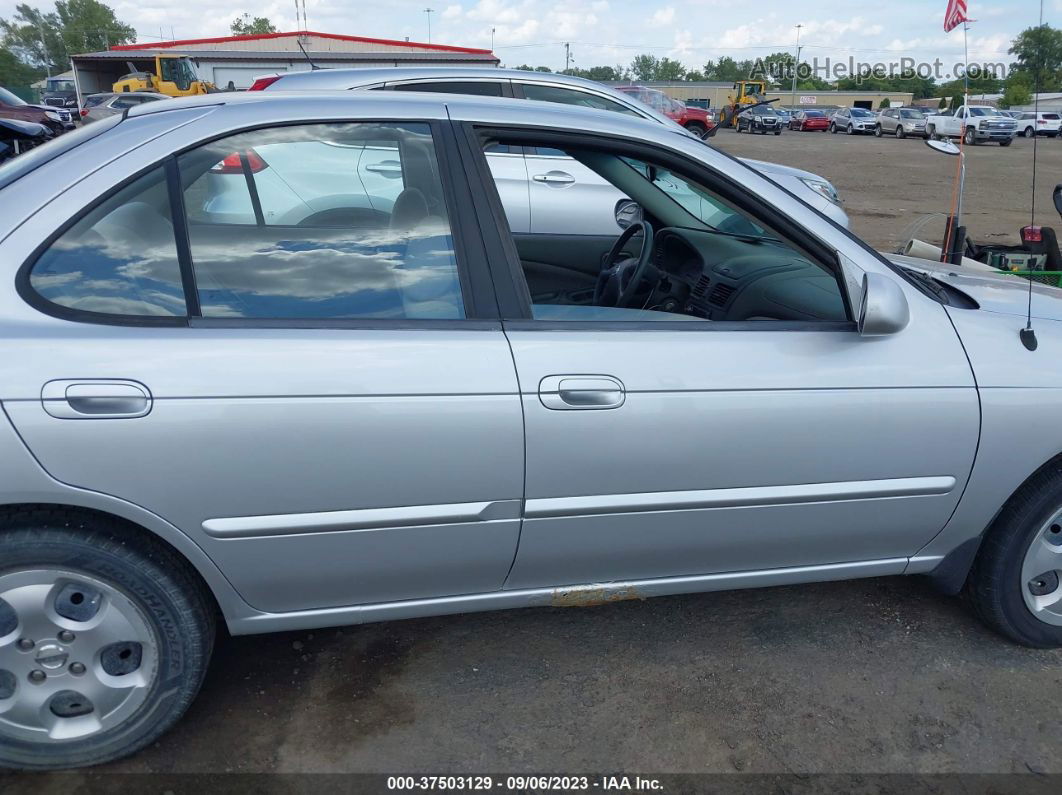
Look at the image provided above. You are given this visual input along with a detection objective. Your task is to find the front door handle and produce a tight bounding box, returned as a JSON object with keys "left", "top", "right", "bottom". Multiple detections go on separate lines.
{"left": 42, "top": 380, "right": 152, "bottom": 419}
{"left": 364, "top": 160, "right": 403, "bottom": 178}
{"left": 532, "top": 171, "right": 576, "bottom": 186}
{"left": 539, "top": 375, "right": 625, "bottom": 410}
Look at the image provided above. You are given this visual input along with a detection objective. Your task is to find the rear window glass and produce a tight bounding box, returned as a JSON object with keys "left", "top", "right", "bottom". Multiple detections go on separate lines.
{"left": 84, "top": 95, "right": 111, "bottom": 107}
{"left": 1044, "top": 114, "right": 1060, "bottom": 120}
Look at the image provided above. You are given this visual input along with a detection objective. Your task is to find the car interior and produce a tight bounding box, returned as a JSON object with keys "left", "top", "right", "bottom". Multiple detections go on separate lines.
{"left": 485, "top": 138, "right": 849, "bottom": 323}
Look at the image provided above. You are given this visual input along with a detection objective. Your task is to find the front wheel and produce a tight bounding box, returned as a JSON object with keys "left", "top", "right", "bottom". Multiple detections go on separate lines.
{"left": 874, "top": 125, "right": 883, "bottom": 137}
{"left": 0, "top": 512, "right": 215, "bottom": 769}
{"left": 968, "top": 467, "right": 1062, "bottom": 647}
{"left": 773, "top": 129, "right": 781, "bottom": 136}
{"left": 1000, "top": 138, "right": 1013, "bottom": 147}
{"left": 846, "top": 124, "right": 855, "bottom": 135}
{"left": 829, "top": 123, "right": 837, "bottom": 134}
{"left": 685, "top": 122, "right": 707, "bottom": 138}
{"left": 964, "top": 126, "right": 977, "bottom": 146}
{"left": 895, "top": 126, "right": 906, "bottom": 139}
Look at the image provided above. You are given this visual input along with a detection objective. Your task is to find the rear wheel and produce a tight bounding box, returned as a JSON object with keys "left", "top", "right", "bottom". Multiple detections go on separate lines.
{"left": 0, "top": 512, "right": 214, "bottom": 769}
{"left": 829, "top": 123, "right": 837, "bottom": 134}
{"left": 968, "top": 467, "right": 1062, "bottom": 647}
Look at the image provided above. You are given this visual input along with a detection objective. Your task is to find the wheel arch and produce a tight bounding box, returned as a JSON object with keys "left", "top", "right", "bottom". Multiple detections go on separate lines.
{"left": 0, "top": 499, "right": 252, "bottom": 623}
{"left": 925, "top": 450, "right": 1062, "bottom": 595}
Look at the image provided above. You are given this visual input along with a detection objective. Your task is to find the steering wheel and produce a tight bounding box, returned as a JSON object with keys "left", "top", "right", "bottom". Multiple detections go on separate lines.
{"left": 594, "top": 220, "right": 655, "bottom": 308}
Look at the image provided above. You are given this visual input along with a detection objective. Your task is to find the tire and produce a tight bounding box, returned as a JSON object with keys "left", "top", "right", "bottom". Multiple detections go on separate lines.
{"left": 926, "top": 124, "right": 936, "bottom": 139}
{"left": 874, "top": 125, "right": 883, "bottom": 137}
{"left": 773, "top": 129, "right": 781, "bottom": 136}
{"left": 1024, "top": 127, "right": 1035, "bottom": 138}
{"left": 0, "top": 511, "right": 215, "bottom": 769}
{"left": 895, "top": 126, "right": 906, "bottom": 139}
{"left": 846, "top": 124, "right": 854, "bottom": 135}
{"left": 685, "top": 122, "right": 707, "bottom": 138}
{"left": 968, "top": 465, "right": 1062, "bottom": 647}
{"left": 1000, "top": 138, "right": 1012, "bottom": 147}
{"left": 964, "top": 126, "right": 977, "bottom": 146}
{"left": 829, "top": 123, "right": 837, "bottom": 134}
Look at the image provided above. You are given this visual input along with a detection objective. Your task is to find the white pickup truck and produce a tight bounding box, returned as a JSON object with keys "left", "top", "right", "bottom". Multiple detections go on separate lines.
{"left": 925, "top": 104, "right": 1018, "bottom": 146}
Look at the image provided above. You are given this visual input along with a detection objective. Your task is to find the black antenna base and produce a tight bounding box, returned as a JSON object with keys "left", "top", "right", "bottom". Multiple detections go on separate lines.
{"left": 1020, "top": 327, "right": 1038, "bottom": 351}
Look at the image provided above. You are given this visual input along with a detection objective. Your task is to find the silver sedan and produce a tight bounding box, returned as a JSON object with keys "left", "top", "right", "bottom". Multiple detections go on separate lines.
{"left": 2, "top": 91, "right": 1062, "bottom": 770}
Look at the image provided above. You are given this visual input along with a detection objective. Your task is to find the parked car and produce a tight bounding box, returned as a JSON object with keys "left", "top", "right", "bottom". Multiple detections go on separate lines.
{"left": 788, "top": 109, "right": 829, "bottom": 132}
{"left": 79, "top": 92, "right": 170, "bottom": 124}
{"left": 249, "top": 67, "right": 847, "bottom": 226}
{"left": 0, "top": 86, "right": 73, "bottom": 135}
{"left": 0, "top": 117, "right": 52, "bottom": 163}
{"left": 5, "top": 90, "right": 1062, "bottom": 770}
{"left": 774, "top": 108, "right": 793, "bottom": 126}
{"left": 612, "top": 85, "right": 714, "bottom": 137}
{"left": 829, "top": 107, "right": 877, "bottom": 134}
{"left": 925, "top": 105, "right": 1017, "bottom": 146}
{"left": 40, "top": 77, "right": 79, "bottom": 110}
{"left": 737, "top": 105, "right": 783, "bottom": 135}
{"left": 1016, "top": 112, "right": 1061, "bottom": 138}
{"left": 875, "top": 107, "right": 928, "bottom": 139}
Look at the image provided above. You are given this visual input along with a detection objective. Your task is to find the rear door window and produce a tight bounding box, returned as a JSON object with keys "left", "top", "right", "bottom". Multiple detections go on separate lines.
{"left": 178, "top": 122, "right": 466, "bottom": 320}
{"left": 391, "top": 81, "right": 505, "bottom": 97}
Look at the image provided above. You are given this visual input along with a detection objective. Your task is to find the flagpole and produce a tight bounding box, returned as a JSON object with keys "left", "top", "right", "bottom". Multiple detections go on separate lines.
{"left": 957, "top": 19, "right": 970, "bottom": 225}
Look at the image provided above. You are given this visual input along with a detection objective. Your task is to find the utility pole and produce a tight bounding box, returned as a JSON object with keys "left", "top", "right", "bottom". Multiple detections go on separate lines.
{"left": 789, "top": 23, "right": 803, "bottom": 109}
{"left": 37, "top": 21, "right": 51, "bottom": 77}
{"left": 424, "top": 8, "right": 433, "bottom": 43}
{"left": 491, "top": 27, "right": 495, "bottom": 52}
{"left": 564, "top": 42, "right": 571, "bottom": 73}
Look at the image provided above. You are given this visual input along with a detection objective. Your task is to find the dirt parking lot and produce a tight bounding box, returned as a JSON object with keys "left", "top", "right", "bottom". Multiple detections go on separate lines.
{"left": 10, "top": 126, "right": 1062, "bottom": 792}
{"left": 714, "top": 128, "right": 1062, "bottom": 252}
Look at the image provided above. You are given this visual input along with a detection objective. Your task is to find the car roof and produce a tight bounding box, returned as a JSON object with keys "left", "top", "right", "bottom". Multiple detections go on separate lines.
{"left": 125, "top": 89, "right": 670, "bottom": 140}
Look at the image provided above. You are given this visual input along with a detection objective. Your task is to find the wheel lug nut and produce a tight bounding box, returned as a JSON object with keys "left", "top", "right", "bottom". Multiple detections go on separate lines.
{"left": 57, "top": 630, "right": 75, "bottom": 643}
{"left": 16, "top": 638, "right": 34, "bottom": 651}
{"left": 28, "top": 669, "right": 46, "bottom": 684}
{"left": 69, "top": 662, "right": 85, "bottom": 675}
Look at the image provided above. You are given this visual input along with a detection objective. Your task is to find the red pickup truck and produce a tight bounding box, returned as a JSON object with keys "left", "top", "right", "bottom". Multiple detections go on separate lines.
{"left": 614, "top": 85, "right": 714, "bottom": 138}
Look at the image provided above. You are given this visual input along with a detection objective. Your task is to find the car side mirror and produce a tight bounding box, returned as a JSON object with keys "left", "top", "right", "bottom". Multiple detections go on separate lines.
{"left": 1053, "top": 184, "right": 1062, "bottom": 219}
{"left": 858, "top": 273, "right": 910, "bottom": 336}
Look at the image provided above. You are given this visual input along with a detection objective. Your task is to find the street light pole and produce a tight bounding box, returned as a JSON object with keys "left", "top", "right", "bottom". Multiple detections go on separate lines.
{"left": 789, "top": 23, "right": 803, "bottom": 109}
{"left": 424, "top": 8, "right": 433, "bottom": 43}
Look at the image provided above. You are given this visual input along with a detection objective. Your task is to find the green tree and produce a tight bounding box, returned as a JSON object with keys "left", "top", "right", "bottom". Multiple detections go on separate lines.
{"left": 513, "top": 64, "right": 552, "bottom": 72}
{"left": 938, "top": 96, "right": 948, "bottom": 110}
{"left": 1, "top": 0, "right": 135, "bottom": 73}
{"left": 938, "top": 73, "right": 1002, "bottom": 99}
{"left": 950, "top": 91, "right": 964, "bottom": 110}
{"left": 629, "top": 54, "right": 660, "bottom": 81}
{"left": 704, "top": 56, "right": 754, "bottom": 82}
{"left": 0, "top": 46, "right": 42, "bottom": 87}
{"left": 563, "top": 64, "right": 626, "bottom": 81}
{"left": 1008, "top": 24, "right": 1062, "bottom": 92}
{"left": 656, "top": 57, "right": 686, "bottom": 81}
{"left": 231, "top": 14, "right": 277, "bottom": 35}
{"left": 879, "top": 97, "right": 890, "bottom": 108}
{"left": 999, "top": 72, "right": 1033, "bottom": 108}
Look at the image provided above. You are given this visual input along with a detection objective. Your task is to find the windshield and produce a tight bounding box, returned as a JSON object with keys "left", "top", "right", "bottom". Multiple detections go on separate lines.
{"left": 968, "top": 107, "right": 990, "bottom": 116}
{"left": 899, "top": 109, "right": 925, "bottom": 119}
{"left": 0, "top": 86, "right": 26, "bottom": 106}
{"left": 805, "top": 110, "right": 824, "bottom": 117}
{"left": 47, "top": 80, "right": 76, "bottom": 92}
{"left": 850, "top": 108, "right": 874, "bottom": 117}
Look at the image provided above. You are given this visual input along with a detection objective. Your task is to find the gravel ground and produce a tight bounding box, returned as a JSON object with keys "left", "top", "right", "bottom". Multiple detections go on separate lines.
{"left": 8, "top": 126, "right": 1062, "bottom": 791}
{"left": 713, "top": 127, "right": 1062, "bottom": 252}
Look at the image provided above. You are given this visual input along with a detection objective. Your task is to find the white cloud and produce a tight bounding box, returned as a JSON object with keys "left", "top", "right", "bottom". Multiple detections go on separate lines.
{"left": 442, "top": 5, "right": 463, "bottom": 19}
{"left": 651, "top": 7, "right": 674, "bottom": 27}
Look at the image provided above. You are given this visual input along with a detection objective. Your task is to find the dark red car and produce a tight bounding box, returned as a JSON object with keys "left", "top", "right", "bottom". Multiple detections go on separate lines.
{"left": 789, "top": 109, "right": 829, "bottom": 132}
{"left": 614, "top": 85, "right": 715, "bottom": 138}
{"left": 0, "top": 85, "right": 73, "bottom": 136}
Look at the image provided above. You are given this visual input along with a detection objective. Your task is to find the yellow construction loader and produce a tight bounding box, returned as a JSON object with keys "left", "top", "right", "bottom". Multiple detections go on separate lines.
{"left": 112, "top": 55, "right": 215, "bottom": 97}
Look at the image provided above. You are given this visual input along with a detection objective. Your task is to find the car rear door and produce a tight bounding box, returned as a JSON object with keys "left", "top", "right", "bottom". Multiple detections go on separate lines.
{"left": 1, "top": 114, "right": 524, "bottom": 614}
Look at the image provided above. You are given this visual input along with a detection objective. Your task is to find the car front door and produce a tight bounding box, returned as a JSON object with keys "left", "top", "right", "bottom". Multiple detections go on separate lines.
{"left": 3, "top": 117, "right": 524, "bottom": 613}
{"left": 462, "top": 124, "right": 980, "bottom": 591}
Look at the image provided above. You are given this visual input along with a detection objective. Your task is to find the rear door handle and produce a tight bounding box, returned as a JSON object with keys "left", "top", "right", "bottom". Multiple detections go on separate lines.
{"left": 532, "top": 171, "right": 576, "bottom": 186}
{"left": 42, "top": 380, "right": 152, "bottom": 419}
{"left": 539, "top": 375, "right": 625, "bottom": 410}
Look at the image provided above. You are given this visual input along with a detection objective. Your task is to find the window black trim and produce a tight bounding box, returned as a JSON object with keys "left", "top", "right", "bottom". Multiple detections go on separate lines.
{"left": 458, "top": 122, "right": 856, "bottom": 328}
{"left": 17, "top": 117, "right": 501, "bottom": 328}
{"left": 502, "top": 319, "right": 855, "bottom": 332}
{"left": 166, "top": 157, "right": 201, "bottom": 317}
{"left": 239, "top": 152, "right": 266, "bottom": 228}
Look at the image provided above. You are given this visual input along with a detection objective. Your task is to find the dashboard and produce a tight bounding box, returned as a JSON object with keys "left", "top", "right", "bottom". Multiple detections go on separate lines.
{"left": 650, "top": 227, "right": 849, "bottom": 322}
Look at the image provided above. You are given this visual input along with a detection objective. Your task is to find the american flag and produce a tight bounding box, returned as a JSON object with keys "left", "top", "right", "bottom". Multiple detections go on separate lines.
{"left": 944, "top": 0, "right": 968, "bottom": 32}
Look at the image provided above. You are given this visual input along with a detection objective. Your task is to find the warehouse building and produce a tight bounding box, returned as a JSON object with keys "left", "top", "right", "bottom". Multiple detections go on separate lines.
{"left": 69, "top": 30, "right": 498, "bottom": 100}
{"left": 613, "top": 81, "right": 913, "bottom": 111}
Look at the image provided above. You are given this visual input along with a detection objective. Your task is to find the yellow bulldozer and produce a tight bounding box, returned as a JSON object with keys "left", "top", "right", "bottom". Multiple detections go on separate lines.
{"left": 112, "top": 55, "right": 215, "bottom": 97}
{"left": 717, "top": 80, "right": 777, "bottom": 128}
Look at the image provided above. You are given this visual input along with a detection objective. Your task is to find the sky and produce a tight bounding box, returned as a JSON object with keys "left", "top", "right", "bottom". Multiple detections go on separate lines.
{"left": 2, "top": 0, "right": 1060, "bottom": 79}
